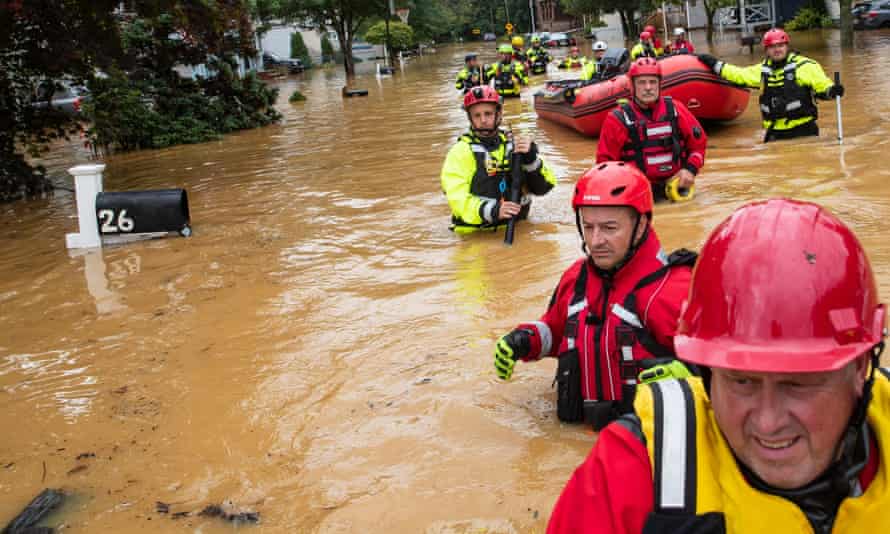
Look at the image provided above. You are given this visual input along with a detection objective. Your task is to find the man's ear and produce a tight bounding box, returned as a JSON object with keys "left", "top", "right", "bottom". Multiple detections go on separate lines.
{"left": 852, "top": 353, "right": 871, "bottom": 396}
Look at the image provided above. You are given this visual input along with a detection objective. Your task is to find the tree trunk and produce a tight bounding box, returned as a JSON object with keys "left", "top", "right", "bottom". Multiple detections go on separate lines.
{"left": 705, "top": 5, "right": 716, "bottom": 44}
{"left": 618, "top": 9, "right": 632, "bottom": 43}
{"left": 839, "top": 0, "right": 853, "bottom": 48}
{"left": 333, "top": 15, "right": 354, "bottom": 78}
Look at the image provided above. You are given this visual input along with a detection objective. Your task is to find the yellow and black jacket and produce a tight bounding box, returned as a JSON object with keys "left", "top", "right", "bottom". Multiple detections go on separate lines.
{"left": 485, "top": 61, "right": 528, "bottom": 96}
{"left": 440, "top": 131, "right": 556, "bottom": 233}
{"left": 631, "top": 371, "right": 890, "bottom": 533}
{"left": 717, "top": 52, "right": 835, "bottom": 132}
{"left": 455, "top": 66, "right": 484, "bottom": 93}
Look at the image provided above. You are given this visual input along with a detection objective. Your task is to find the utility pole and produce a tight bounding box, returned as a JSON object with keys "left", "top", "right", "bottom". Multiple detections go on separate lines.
{"left": 530, "top": 0, "right": 536, "bottom": 33}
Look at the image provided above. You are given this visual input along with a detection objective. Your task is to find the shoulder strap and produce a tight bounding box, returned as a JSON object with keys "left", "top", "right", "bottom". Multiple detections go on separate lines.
{"left": 650, "top": 379, "right": 697, "bottom": 514}
{"left": 615, "top": 104, "right": 647, "bottom": 170}
{"left": 879, "top": 367, "right": 890, "bottom": 381}
{"left": 564, "top": 262, "right": 589, "bottom": 351}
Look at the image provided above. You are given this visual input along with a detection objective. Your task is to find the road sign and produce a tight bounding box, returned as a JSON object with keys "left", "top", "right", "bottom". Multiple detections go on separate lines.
{"left": 472, "top": 28, "right": 481, "bottom": 35}
{"left": 505, "top": 22, "right": 514, "bottom": 34}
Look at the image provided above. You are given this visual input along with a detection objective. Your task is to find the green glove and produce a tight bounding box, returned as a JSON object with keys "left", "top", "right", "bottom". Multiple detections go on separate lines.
{"left": 638, "top": 360, "right": 692, "bottom": 384}
{"left": 494, "top": 329, "right": 532, "bottom": 380}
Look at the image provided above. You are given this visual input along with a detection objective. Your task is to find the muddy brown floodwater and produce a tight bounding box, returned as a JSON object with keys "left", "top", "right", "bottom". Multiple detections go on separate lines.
{"left": 2, "top": 28, "right": 890, "bottom": 533}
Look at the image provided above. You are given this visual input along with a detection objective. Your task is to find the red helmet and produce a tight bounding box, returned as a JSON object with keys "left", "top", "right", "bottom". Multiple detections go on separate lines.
{"left": 628, "top": 57, "right": 661, "bottom": 79}
{"left": 676, "top": 199, "right": 886, "bottom": 373}
{"left": 572, "top": 162, "right": 653, "bottom": 216}
{"left": 462, "top": 85, "right": 502, "bottom": 111}
{"left": 640, "top": 31, "right": 652, "bottom": 41}
{"left": 645, "top": 25, "right": 657, "bottom": 35}
{"left": 763, "top": 28, "right": 790, "bottom": 47}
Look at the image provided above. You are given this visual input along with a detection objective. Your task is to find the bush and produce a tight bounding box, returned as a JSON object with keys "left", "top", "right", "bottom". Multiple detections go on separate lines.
{"left": 785, "top": 7, "right": 833, "bottom": 30}
{"left": 84, "top": 60, "right": 281, "bottom": 153}
{"left": 365, "top": 21, "right": 415, "bottom": 50}
{"left": 290, "top": 32, "right": 313, "bottom": 68}
{"left": 289, "top": 90, "right": 306, "bottom": 102}
{"left": 321, "top": 35, "right": 335, "bottom": 63}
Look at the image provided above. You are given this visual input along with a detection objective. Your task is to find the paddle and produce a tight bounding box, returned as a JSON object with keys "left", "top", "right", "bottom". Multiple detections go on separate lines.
{"left": 504, "top": 150, "right": 523, "bottom": 246}
{"left": 834, "top": 71, "right": 843, "bottom": 145}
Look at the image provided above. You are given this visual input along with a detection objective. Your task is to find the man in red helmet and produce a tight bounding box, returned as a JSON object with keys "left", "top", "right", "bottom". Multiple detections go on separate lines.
{"left": 547, "top": 198, "right": 888, "bottom": 533}
{"left": 630, "top": 31, "right": 658, "bottom": 61}
{"left": 697, "top": 28, "right": 843, "bottom": 142}
{"left": 494, "top": 162, "right": 694, "bottom": 429}
{"left": 644, "top": 24, "right": 664, "bottom": 54}
{"left": 440, "top": 86, "right": 556, "bottom": 234}
{"left": 596, "top": 57, "right": 707, "bottom": 200}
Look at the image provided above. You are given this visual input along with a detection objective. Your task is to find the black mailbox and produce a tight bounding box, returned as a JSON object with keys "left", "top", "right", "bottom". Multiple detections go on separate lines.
{"left": 95, "top": 189, "right": 191, "bottom": 237}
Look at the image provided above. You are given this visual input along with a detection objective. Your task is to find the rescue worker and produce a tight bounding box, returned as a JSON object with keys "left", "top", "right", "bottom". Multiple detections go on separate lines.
{"left": 511, "top": 35, "right": 527, "bottom": 63}
{"left": 581, "top": 41, "right": 608, "bottom": 81}
{"left": 668, "top": 27, "right": 694, "bottom": 54}
{"left": 494, "top": 162, "right": 694, "bottom": 430}
{"left": 644, "top": 24, "right": 664, "bottom": 55}
{"left": 596, "top": 58, "right": 707, "bottom": 199}
{"left": 697, "top": 28, "right": 844, "bottom": 142}
{"left": 440, "top": 86, "right": 556, "bottom": 234}
{"left": 558, "top": 46, "right": 587, "bottom": 69}
{"left": 630, "top": 31, "right": 658, "bottom": 61}
{"left": 547, "top": 198, "right": 889, "bottom": 534}
{"left": 455, "top": 53, "right": 484, "bottom": 93}
{"left": 526, "top": 36, "right": 552, "bottom": 75}
{"left": 486, "top": 44, "right": 529, "bottom": 97}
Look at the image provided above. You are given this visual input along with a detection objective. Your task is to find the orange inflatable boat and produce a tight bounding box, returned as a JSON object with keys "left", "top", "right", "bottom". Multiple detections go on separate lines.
{"left": 534, "top": 54, "right": 750, "bottom": 137}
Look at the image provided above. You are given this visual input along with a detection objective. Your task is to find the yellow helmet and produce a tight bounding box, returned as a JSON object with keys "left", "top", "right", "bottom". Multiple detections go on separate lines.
{"left": 511, "top": 35, "right": 524, "bottom": 48}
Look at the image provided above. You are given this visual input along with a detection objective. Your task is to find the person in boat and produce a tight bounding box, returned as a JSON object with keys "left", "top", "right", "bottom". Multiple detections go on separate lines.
{"left": 511, "top": 35, "right": 527, "bottom": 63}
{"left": 526, "top": 35, "right": 552, "bottom": 75}
{"left": 581, "top": 41, "right": 609, "bottom": 81}
{"left": 697, "top": 28, "right": 843, "bottom": 143}
{"left": 547, "top": 198, "right": 888, "bottom": 534}
{"left": 559, "top": 46, "right": 588, "bottom": 69}
{"left": 494, "top": 162, "right": 694, "bottom": 430}
{"left": 455, "top": 53, "right": 484, "bottom": 93}
{"left": 487, "top": 44, "right": 529, "bottom": 97}
{"left": 630, "top": 31, "right": 658, "bottom": 61}
{"left": 596, "top": 58, "right": 707, "bottom": 200}
{"left": 644, "top": 24, "right": 664, "bottom": 55}
{"left": 440, "top": 86, "right": 556, "bottom": 235}
{"left": 667, "top": 27, "right": 694, "bottom": 54}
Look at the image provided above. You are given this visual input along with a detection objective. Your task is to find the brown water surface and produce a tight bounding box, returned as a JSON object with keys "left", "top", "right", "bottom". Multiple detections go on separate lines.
{"left": 2, "top": 29, "right": 890, "bottom": 532}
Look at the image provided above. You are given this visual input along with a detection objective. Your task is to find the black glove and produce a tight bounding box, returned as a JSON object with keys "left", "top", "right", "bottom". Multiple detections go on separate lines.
{"left": 827, "top": 84, "right": 845, "bottom": 99}
{"left": 520, "top": 142, "right": 538, "bottom": 165}
{"left": 697, "top": 54, "right": 719, "bottom": 70}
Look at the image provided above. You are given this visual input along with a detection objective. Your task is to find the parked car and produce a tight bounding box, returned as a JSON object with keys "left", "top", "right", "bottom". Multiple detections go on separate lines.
{"left": 483, "top": 32, "right": 497, "bottom": 41}
{"left": 32, "top": 81, "right": 89, "bottom": 115}
{"left": 859, "top": 1, "right": 890, "bottom": 28}
{"left": 544, "top": 32, "right": 576, "bottom": 47}
{"left": 262, "top": 52, "right": 304, "bottom": 73}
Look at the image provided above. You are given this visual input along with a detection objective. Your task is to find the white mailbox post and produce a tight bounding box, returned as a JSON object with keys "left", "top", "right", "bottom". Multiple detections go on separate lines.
{"left": 65, "top": 164, "right": 105, "bottom": 250}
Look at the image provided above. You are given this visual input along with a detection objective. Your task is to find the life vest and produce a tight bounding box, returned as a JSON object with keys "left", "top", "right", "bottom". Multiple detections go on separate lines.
{"left": 633, "top": 42, "right": 657, "bottom": 59}
{"left": 759, "top": 54, "right": 818, "bottom": 122}
{"left": 527, "top": 48, "right": 549, "bottom": 74}
{"left": 458, "top": 131, "right": 514, "bottom": 201}
{"left": 457, "top": 66, "right": 483, "bottom": 92}
{"left": 493, "top": 62, "right": 520, "bottom": 95}
{"left": 636, "top": 371, "right": 890, "bottom": 533}
{"left": 557, "top": 243, "right": 696, "bottom": 412}
{"left": 613, "top": 97, "right": 684, "bottom": 182}
{"left": 561, "top": 57, "right": 585, "bottom": 69}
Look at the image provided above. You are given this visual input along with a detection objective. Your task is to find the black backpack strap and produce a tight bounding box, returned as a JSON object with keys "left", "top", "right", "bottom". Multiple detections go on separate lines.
{"left": 614, "top": 103, "right": 646, "bottom": 171}
{"left": 650, "top": 379, "right": 698, "bottom": 514}
{"left": 564, "top": 263, "right": 589, "bottom": 351}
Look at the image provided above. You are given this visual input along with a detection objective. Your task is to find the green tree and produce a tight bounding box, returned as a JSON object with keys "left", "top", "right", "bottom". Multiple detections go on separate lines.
{"left": 279, "top": 0, "right": 384, "bottom": 78}
{"left": 290, "top": 31, "right": 313, "bottom": 67}
{"left": 0, "top": 0, "right": 122, "bottom": 201}
{"left": 365, "top": 21, "right": 414, "bottom": 50}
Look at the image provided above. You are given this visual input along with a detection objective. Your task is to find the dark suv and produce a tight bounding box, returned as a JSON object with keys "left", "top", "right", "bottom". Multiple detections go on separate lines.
{"left": 263, "top": 52, "right": 304, "bottom": 73}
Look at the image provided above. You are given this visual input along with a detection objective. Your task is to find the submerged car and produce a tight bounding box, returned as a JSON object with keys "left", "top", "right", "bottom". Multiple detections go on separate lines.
{"left": 859, "top": 1, "right": 890, "bottom": 28}
{"left": 262, "top": 52, "right": 304, "bottom": 73}
{"left": 32, "top": 81, "right": 89, "bottom": 115}
{"left": 545, "top": 32, "right": 576, "bottom": 47}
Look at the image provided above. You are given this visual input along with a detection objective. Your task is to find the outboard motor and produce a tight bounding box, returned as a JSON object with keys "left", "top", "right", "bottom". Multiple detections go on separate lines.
{"left": 598, "top": 47, "right": 629, "bottom": 80}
